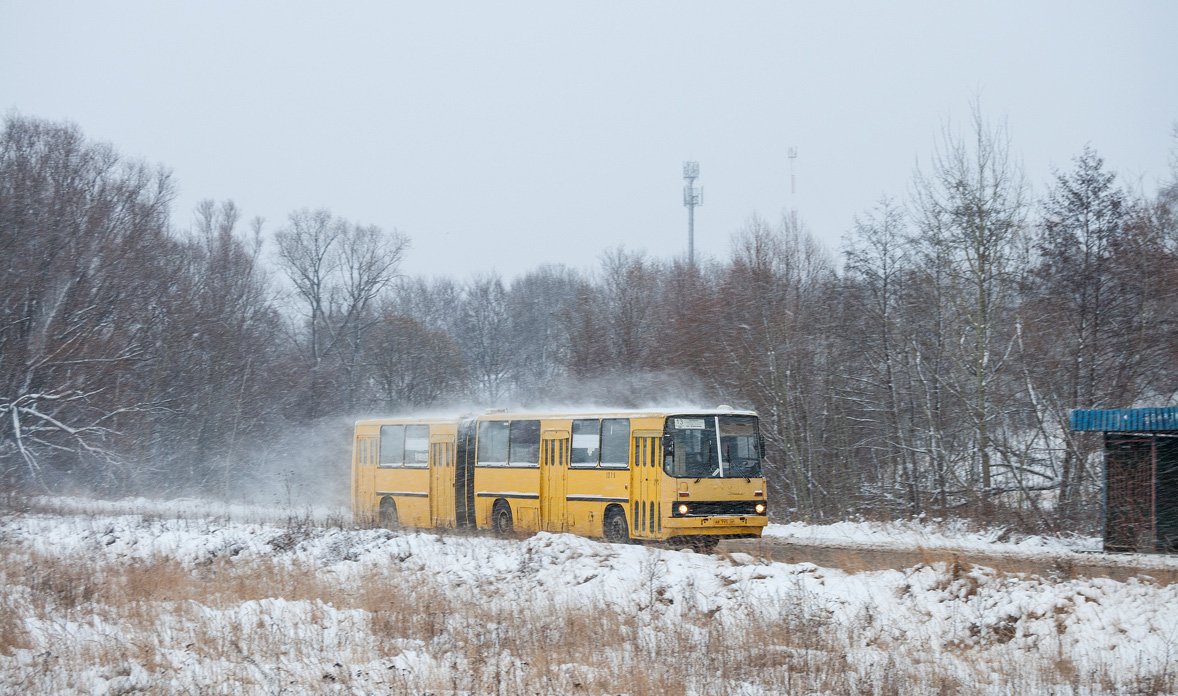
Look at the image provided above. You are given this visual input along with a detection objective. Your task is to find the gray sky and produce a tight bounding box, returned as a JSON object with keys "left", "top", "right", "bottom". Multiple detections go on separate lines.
{"left": 3, "top": 1, "right": 1176, "bottom": 281}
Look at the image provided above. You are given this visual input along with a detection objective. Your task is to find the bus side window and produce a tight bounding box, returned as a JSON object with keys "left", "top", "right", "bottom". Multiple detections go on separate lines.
{"left": 380, "top": 425, "right": 404, "bottom": 468}
{"left": 477, "top": 421, "right": 509, "bottom": 465}
{"left": 571, "top": 419, "right": 600, "bottom": 467}
{"left": 509, "top": 420, "right": 540, "bottom": 465}
{"left": 405, "top": 424, "right": 430, "bottom": 467}
{"left": 600, "top": 419, "right": 630, "bottom": 468}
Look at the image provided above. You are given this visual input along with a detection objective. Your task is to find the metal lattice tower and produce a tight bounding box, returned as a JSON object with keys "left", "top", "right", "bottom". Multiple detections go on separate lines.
{"left": 683, "top": 161, "right": 702, "bottom": 266}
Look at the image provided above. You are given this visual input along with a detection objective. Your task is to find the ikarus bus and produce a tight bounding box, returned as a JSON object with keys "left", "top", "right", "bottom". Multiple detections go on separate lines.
{"left": 352, "top": 407, "right": 768, "bottom": 550}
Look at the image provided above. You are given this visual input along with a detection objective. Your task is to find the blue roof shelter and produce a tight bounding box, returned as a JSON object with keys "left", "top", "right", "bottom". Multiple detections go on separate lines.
{"left": 1071, "top": 407, "right": 1178, "bottom": 553}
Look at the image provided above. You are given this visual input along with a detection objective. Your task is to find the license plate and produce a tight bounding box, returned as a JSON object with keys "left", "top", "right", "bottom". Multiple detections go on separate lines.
{"left": 711, "top": 517, "right": 741, "bottom": 525}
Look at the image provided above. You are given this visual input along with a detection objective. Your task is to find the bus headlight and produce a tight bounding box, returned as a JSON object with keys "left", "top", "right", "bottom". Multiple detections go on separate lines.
{"left": 755, "top": 503, "right": 766, "bottom": 515}
{"left": 677, "top": 503, "right": 689, "bottom": 515}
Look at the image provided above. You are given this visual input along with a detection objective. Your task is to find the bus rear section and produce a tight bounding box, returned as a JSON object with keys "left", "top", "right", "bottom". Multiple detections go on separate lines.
{"left": 352, "top": 418, "right": 461, "bottom": 529}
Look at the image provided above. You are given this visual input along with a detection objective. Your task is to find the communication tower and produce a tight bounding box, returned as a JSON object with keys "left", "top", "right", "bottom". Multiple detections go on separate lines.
{"left": 683, "top": 161, "right": 702, "bottom": 266}
{"left": 788, "top": 147, "right": 798, "bottom": 230}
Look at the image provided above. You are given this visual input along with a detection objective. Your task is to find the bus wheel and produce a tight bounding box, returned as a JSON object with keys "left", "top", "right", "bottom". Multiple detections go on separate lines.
{"left": 379, "top": 498, "right": 399, "bottom": 529}
{"left": 602, "top": 507, "right": 630, "bottom": 544}
{"left": 491, "top": 500, "right": 513, "bottom": 537}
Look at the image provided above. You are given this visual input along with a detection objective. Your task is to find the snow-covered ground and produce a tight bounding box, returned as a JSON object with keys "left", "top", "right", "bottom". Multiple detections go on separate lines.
{"left": 27, "top": 494, "right": 353, "bottom": 526}
{"left": 29, "top": 495, "right": 1108, "bottom": 552}
{"left": 3, "top": 497, "right": 1177, "bottom": 694}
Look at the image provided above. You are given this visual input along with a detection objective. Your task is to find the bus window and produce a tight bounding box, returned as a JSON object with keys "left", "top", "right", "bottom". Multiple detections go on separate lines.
{"left": 600, "top": 419, "right": 629, "bottom": 468}
{"left": 664, "top": 415, "right": 762, "bottom": 478}
{"left": 509, "top": 420, "right": 541, "bottom": 465}
{"left": 405, "top": 424, "right": 430, "bottom": 467}
{"left": 379, "top": 425, "right": 404, "bottom": 467}
{"left": 718, "top": 417, "right": 761, "bottom": 477}
{"left": 477, "top": 420, "right": 509, "bottom": 465}
{"left": 571, "top": 419, "right": 600, "bottom": 467}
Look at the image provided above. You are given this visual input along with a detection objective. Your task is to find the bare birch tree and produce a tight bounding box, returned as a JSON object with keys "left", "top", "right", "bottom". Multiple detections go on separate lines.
{"left": 911, "top": 103, "right": 1028, "bottom": 515}
{"left": 843, "top": 197, "right": 921, "bottom": 513}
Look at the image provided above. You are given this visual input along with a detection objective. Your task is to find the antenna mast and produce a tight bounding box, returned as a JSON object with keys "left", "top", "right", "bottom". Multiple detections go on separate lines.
{"left": 683, "top": 161, "right": 702, "bottom": 266}
{"left": 788, "top": 147, "right": 798, "bottom": 230}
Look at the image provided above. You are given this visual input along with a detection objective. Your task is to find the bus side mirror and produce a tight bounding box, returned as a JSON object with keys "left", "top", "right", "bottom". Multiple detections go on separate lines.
{"left": 663, "top": 435, "right": 674, "bottom": 459}
{"left": 759, "top": 435, "right": 766, "bottom": 458}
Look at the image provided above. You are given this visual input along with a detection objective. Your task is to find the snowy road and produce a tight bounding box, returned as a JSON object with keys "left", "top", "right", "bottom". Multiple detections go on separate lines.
{"left": 727, "top": 536, "right": 1178, "bottom": 584}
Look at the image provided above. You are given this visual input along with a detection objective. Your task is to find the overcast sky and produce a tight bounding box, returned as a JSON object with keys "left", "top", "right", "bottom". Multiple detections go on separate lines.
{"left": 3, "top": 2, "right": 1176, "bottom": 281}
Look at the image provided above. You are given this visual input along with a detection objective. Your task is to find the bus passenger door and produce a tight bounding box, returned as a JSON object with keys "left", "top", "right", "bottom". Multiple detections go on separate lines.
{"left": 430, "top": 436, "right": 457, "bottom": 528}
{"left": 354, "top": 436, "right": 378, "bottom": 524}
{"left": 630, "top": 430, "right": 662, "bottom": 539}
{"left": 540, "top": 429, "right": 570, "bottom": 532}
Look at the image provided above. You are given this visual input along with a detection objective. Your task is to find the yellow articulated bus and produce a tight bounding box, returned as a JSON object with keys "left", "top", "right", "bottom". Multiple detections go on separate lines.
{"left": 351, "top": 408, "right": 767, "bottom": 550}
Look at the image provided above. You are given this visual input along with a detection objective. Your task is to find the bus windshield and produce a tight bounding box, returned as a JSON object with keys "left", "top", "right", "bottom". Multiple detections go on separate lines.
{"left": 663, "top": 415, "right": 762, "bottom": 479}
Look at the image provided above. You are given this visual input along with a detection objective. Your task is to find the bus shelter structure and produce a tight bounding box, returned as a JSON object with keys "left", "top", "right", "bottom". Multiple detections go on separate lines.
{"left": 1070, "top": 407, "right": 1178, "bottom": 553}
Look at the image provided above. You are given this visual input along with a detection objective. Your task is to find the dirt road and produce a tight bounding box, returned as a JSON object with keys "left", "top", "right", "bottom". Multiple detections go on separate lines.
{"left": 721, "top": 537, "right": 1178, "bottom": 584}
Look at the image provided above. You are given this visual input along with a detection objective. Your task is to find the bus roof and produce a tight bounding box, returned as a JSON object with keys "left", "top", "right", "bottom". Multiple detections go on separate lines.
{"left": 355, "top": 407, "right": 758, "bottom": 427}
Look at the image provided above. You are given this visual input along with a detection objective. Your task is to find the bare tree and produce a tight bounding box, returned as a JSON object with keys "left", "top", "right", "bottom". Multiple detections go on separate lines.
{"left": 1025, "top": 147, "right": 1127, "bottom": 521}
{"left": 137, "top": 200, "right": 283, "bottom": 493}
{"left": 710, "top": 215, "right": 837, "bottom": 519}
{"left": 0, "top": 115, "right": 173, "bottom": 489}
{"left": 843, "top": 197, "right": 921, "bottom": 513}
{"left": 911, "top": 103, "right": 1028, "bottom": 514}
{"left": 455, "top": 273, "right": 515, "bottom": 404}
{"left": 599, "top": 247, "right": 660, "bottom": 373}
{"left": 505, "top": 265, "right": 582, "bottom": 402}
{"left": 366, "top": 310, "right": 467, "bottom": 410}
{"left": 564, "top": 277, "right": 611, "bottom": 380}
{"left": 275, "top": 209, "right": 407, "bottom": 416}
{"left": 392, "top": 276, "right": 464, "bottom": 333}
{"left": 650, "top": 259, "right": 708, "bottom": 363}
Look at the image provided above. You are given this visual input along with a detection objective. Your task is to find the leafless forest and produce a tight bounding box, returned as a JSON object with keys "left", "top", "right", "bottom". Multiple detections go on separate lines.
{"left": 2, "top": 111, "right": 1177, "bottom": 532}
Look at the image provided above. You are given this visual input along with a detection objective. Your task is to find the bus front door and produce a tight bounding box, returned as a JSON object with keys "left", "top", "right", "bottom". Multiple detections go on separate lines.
{"left": 630, "top": 431, "right": 663, "bottom": 539}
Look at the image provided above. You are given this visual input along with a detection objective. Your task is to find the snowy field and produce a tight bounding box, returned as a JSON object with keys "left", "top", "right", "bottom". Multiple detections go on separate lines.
{"left": 2, "top": 497, "right": 1177, "bottom": 695}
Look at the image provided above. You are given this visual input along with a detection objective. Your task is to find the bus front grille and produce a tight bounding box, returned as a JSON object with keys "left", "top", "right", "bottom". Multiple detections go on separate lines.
{"left": 672, "top": 501, "right": 762, "bottom": 517}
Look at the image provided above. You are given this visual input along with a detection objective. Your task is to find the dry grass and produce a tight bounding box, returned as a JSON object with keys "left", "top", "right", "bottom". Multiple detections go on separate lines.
{"left": 1, "top": 518, "right": 1175, "bottom": 696}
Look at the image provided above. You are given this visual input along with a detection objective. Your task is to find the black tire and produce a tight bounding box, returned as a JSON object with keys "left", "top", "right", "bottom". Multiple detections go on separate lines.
{"left": 491, "top": 500, "right": 513, "bottom": 537}
{"left": 602, "top": 507, "right": 630, "bottom": 544}
{"left": 379, "top": 498, "right": 399, "bottom": 529}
